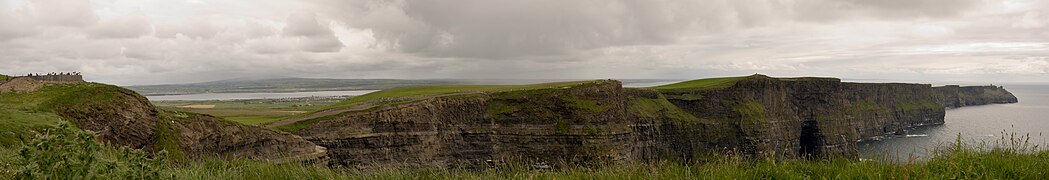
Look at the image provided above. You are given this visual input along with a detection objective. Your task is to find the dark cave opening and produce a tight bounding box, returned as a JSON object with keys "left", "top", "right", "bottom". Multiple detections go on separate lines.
{"left": 799, "top": 120, "right": 822, "bottom": 158}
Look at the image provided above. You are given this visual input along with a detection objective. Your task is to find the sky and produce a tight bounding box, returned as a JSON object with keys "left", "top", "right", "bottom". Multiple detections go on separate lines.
{"left": 1, "top": 0, "right": 1047, "bottom": 86}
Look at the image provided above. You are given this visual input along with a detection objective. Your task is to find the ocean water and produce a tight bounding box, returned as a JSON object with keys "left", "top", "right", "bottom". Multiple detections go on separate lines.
{"left": 144, "top": 90, "right": 378, "bottom": 101}
{"left": 858, "top": 84, "right": 1049, "bottom": 162}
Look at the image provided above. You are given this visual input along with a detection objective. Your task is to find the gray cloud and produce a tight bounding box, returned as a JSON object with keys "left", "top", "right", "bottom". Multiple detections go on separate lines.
{"left": 0, "top": 0, "right": 1046, "bottom": 85}
{"left": 88, "top": 16, "right": 152, "bottom": 39}
{"left": 28, "top": 0, "right": 99, "bottom": 27}
{"left": 283, "top": 12, "right": 344, "bottom": 52}
{"left": 315, "top": 0, "right": 987, "bottom": 59}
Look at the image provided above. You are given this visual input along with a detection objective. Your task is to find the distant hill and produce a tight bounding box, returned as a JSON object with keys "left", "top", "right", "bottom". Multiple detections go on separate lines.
{"left": 125, "top": 78, "right": 458, "bottom": 96}
{"left": 124, "top": 78, "right": 684, "bottom": 96}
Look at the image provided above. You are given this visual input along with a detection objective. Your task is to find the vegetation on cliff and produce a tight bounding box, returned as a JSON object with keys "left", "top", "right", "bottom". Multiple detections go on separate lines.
{"left": 275, "top": 80, "right": 611, "bottom": 132}
{"left": 0, "top": 74, "right": 9, "bottom": 81}
{"left": 330, "top": 80, "right": 603, "bottom": 108}
{"left": 1, "top": 80, "right": 325, "bottom": 165}
{"left": 652, "top": 75, "right": 750, "bottom": 91}
{"left": 0, "top": 83, "right": 184, "bottom": 160}
{"left": 4, "top": 128, "right": 1045, "bottom": 179}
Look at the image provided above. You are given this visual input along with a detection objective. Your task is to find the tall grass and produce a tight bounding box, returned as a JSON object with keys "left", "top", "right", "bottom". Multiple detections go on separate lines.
{"left": 2, "top": 125, "right": 1047, "bottom": 179}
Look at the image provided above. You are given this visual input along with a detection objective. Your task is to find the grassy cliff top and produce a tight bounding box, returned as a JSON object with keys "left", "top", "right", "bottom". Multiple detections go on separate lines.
{"left": 0, "top": 74, "right": 10, "bottom": 82}
{"left": 0, "top": 83, "right": 126, "bottom": 147}
{"left": 650, "top": 74, "right": 760, "bottom": 90}
{"left": 650, "top": 74, "right": 841, "bottom": 91}
{"left": 330, "top": 80, "right": 608, "bottom": 108}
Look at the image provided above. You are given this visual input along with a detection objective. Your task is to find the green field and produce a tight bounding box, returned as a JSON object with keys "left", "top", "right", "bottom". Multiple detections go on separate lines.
{"left": 126, "top": 78, "right": 454, "bottom": 95}
{"left": 152, "top": 97, "right": 341, "bottom": 125}
{"left": 0, "top": 74, "right": 9, "bottom": 81}
{"left": 651, "top": 75, "right": 751, "bottom": 91}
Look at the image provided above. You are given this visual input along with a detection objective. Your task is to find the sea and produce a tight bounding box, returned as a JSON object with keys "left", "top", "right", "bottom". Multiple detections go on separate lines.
{"left": 858, "top": 84, "right": 1049, "bottom": 162}
{"left": 144, "top": 90, "right": 377, "bottom": 101}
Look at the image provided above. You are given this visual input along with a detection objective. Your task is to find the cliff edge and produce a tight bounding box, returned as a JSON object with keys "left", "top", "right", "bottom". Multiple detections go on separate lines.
{"left": 282, "top": 74, "right": 1016, "bottom": 168}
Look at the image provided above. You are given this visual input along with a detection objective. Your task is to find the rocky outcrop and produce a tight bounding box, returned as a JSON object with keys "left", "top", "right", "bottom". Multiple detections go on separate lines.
{"left": 934, "top": 85, "right": 1018, "bottom": 108}
{"left": 40, "top": 83, "right": 324, "bottom": 162}
{"left": 290, "top": 75, "right": 967, "bottom": 168}
{"left": 0, "top": 77, "right": 46, "bottom": 93}
{"left": 168, "top": 112, "right": 327, "bottom": 162}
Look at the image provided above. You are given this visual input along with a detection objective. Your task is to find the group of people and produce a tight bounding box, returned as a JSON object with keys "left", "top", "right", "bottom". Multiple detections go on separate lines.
{"left": 26, "top": 72, "right": 81, "bottom": 76}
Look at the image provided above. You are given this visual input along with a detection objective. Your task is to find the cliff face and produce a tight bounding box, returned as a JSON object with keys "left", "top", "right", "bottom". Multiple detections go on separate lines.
{"left": 652, "top": 76, "right": 943, "bottom": 159}
{"left": 291, "top": 75, "right": 1020, "bottom": 168}
{"left": 294, "top": 80, "right": 632, "bottom": 168}
{"left": 934, "top": 85, "right": 1018, "bottom": 108}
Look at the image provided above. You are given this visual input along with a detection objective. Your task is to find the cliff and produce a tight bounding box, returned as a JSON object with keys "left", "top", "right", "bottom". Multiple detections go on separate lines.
{"left": 283, "top": 75, "right": 971, "bottom": 168}
{"left": 0, "top": 79, "right": 325, "bottom": 162}
{"left": 934, "top": 85, "right": 1018, "bottom": 108}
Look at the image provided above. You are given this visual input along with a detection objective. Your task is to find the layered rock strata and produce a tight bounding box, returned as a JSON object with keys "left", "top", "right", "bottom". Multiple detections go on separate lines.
{"left": 290, "top": 75, "right": 1016, "bottom": 168}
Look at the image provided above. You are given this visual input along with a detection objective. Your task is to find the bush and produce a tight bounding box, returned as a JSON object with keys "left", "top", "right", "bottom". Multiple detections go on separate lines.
{"left": 15, "top": 121, "right": 169, "bottom": 179}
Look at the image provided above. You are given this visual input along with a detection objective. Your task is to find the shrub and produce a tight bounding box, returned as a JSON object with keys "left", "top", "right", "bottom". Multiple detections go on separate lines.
{"left": 15, "top": 121, "right": 169, "bottom": 179}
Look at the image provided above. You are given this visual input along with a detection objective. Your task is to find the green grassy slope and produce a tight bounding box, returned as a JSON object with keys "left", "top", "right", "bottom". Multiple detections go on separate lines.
{"left": 0, "top": 83, "right": 186, "bottom": 160}
{"left": 0, "top": 83, "right": 112, "bottom": 147}
{"left": 0, "top": 74, "right": 9, "bottom": 81}
{"left": 651, "top": 75, "right": 752, "bottom": 91}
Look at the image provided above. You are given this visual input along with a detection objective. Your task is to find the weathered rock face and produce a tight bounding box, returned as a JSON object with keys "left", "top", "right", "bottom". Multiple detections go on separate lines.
{"left": 296, "top": 80, "right": 632, "bottom": 168}
{"left": 293, "top": 76, "right": 1011, "bottom": 168}
{"left": 654, "top": 77, "right": 944, "bottom": 159}
{"left": 934, "top": 85, "right": 1018, "bottom": 108}
{"left": 169, "top": 113, "right": 327, "bottom": 162}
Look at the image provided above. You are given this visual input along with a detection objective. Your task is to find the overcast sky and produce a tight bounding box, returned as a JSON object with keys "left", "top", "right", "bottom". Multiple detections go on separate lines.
{"left": 1, "top": 0, "right": 1047, "bottom": 85}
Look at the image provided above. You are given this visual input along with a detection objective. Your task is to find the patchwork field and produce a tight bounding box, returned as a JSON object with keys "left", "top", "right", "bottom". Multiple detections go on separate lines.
{"left": 151, "top": 97, "right": 343, "bottom": 125}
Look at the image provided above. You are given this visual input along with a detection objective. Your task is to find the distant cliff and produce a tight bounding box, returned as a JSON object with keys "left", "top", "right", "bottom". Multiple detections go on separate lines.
{"left": 284, "top": 75, "right": 1002, "bottom": 168}
{"left": 934, "top": 85, "right": 1018, "bottom": 108}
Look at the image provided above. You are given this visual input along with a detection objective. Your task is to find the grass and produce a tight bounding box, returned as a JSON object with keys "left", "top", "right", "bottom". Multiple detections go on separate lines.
{"left": 7, "top": 134, "right": 1043, "bottom": 179}
{"left": 225, "top": 116, "right": 286, "bottom": 125}
{"left": 651, "top": 75, "right": 753, "bottom": 91}
{"left": 725, "top": 98, "right": 768, "bottom": 123}
{"left": 0, "top": 83, "right": 120, "bottom": 147}
{"left": 155, "top": 134, "right": 1049, "bottom": 179}
{"left": 627, "top": 97, "right": 704, "bottom": 123}
{"left": 0, "top": 106, "right": 62, "bottom": 147}
{"left": 0, "top": 82, "right": 190, "bottom": 162}
{"left": 0, "top": 74, "right": 9, "bottom": 81}
{"left": 849, "top": 100, "right": 889, "bottom": 114}
{"left": 152, "top": 98, "right": 340, "bottom": 126}
{"left": 897, "top": 100, "right": 942, "bottom": 111}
